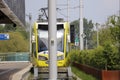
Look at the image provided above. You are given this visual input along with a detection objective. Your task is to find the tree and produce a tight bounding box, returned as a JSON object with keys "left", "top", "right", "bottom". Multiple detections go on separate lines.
{"left": 4, "top": 24, "right": 16, "bottom": 32}
{"left": 98, "top": 27, "right": 114, "bottom": 46}
{"left": 0, "top": 25, "right": 5, "bottom": 32}
{"left": 92, "top": 15, "right": 120, "bottom": 48}
{"left": 0, "top": 32, "right": 29, "bottom": 52}
{"left": 106, "top": 15, "right": 120, "bottom": 52}
{"left": 94, "top": 15, "right": 120, "bottom": 69}
{"left": 70, "top": 18, "right": 94, "bottom": 49}
{"left": 0, "top": 24, "right": 29, "bottom": 52}
{"left": 83, "top": 19, "right": 94, "bottom": 49}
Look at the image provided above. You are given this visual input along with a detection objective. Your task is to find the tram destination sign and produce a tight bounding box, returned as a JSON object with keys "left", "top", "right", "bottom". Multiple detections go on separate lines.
{"left": 0, "top": 34, "right": 9, "bottom": 40}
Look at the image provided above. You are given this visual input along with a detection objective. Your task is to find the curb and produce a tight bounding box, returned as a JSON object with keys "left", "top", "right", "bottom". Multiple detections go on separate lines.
{"left": 72, "top": 72, "right": 82, "bottom": 80}
{"left": 11, "top": 62, "right": 32, "bottom": 80}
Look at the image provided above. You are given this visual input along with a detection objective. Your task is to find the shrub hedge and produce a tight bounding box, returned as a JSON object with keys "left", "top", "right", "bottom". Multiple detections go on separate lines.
{"left": 66, "top": 43, "right": 120, "bottom": 70}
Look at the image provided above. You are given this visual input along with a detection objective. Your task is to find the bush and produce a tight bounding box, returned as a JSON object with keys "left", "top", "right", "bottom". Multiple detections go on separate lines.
{"left": 66, "top": 44, "right": 120, "bottom": 70}
{"left": 102, "top": 43, "right": 119, "bottom": 70}
{"left": 92, "top": 46, "right": 106, "bottom": 69}
{"left": 65, "top": 50, "right": 80, "bottom": 66}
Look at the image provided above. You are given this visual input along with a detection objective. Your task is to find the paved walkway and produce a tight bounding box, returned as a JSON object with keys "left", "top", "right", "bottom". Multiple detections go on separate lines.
{"left": 0, "top": 61, "right": 32, "bottom": 80}
{"left": 11, "top": 62, "right": 32, "bottom": 80}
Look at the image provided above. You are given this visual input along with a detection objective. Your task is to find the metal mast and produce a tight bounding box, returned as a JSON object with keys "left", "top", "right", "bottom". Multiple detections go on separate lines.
{"left": 119, "top": 0, "right": 120, "bottom": 17}
{"left": 29, "top": 13, "right": 32, "bottom": 55}
{"left": 67, "top": 0, "right": 69, "bottom": 22}
{"left": 79, "top": 0, "right": 84, "bottom": 50}
{"left": 48, "top": 0, "right": 57, "bottom": 80}
{"left": 96, "top": 23, "right": 99, "bottom": 47}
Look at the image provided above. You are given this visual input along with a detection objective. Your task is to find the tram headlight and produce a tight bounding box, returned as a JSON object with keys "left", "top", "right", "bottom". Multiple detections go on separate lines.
{"left": 57, "top": 55, "right": 64, "bottom": 61}
{"left": 39, "top": 56, "right": 47, "bottom": 61}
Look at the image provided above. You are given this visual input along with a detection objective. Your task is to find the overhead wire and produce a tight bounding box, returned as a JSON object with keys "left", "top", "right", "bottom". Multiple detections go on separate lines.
{"left": 59, "top": 6, "right": 79, "bottom": 10}
{"left": 57, "top": 10, "right": 68, "bottom": 18}
{"left": 57, "top": 4, "right": 67, "bottom": 6}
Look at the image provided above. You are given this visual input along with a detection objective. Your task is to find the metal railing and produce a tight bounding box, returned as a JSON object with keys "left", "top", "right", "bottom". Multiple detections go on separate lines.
{"left": 0, "top": 52, "right": 30, "bottom": 61}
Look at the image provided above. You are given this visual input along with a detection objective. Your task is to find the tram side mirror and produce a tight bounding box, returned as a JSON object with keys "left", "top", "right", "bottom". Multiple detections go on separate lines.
{"left": 70, "top": 25, "right": 75, "bottom": 43}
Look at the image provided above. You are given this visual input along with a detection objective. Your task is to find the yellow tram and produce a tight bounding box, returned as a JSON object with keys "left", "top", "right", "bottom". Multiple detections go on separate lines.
{"left": 32, "top": 21, "right": 69, "bottom": 67}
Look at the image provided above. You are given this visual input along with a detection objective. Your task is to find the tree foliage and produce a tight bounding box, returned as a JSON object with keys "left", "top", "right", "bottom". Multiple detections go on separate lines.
{"left": 108, "top": 15, "right": 120, "bottom": 49}
{"left": 70, "top": 18, "right": 94, "bottom": 49}
{"left": 99, "top": 27, "right": 114, "bottom": 46}
{"left": 67, "top": 15, "right": 120, "bottom": 70}
{"left": 0, "top": 25, "right": 29, "bottom": 52}
{"left": 67, "top": 45, "right": 119, "bottom": 70}
{"left": 0, "top": 32, "right": 29, "bottom": 52}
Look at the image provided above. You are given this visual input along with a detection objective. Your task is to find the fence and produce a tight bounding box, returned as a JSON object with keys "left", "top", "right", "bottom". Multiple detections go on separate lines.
{"left": 73, "top": 62, "right": 120, "bottom": 80}
{"left": 102, "top": 70, "right": 120, "bottom": 80}
{"left": 0, "top": 52, "right": 30, "bottom": 61}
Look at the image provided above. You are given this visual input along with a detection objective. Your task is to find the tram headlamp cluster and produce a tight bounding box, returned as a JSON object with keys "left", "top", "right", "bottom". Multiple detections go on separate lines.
{"left": 39, "top": 56, "right": 47, "bottom": 61}
{"left": 38, "top": 55, "right": 64, "bottom": 61}
{"left": 57, "top": 55, "right": 64, "bottom": 61}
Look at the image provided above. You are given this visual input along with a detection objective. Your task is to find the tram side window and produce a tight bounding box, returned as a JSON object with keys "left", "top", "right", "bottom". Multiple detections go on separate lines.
{"left": 57, "top": 37, "right": 64, "bottom": 52}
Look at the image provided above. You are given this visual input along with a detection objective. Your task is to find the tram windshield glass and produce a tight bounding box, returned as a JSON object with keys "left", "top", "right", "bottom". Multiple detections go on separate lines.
{"left": 38, "top": 24, "right": 64, "bottom": 52}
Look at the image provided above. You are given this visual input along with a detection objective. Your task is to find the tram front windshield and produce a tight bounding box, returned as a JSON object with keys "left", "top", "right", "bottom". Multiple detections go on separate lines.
{"left": 38, "top": 24, "right": 64, "bottom": 52}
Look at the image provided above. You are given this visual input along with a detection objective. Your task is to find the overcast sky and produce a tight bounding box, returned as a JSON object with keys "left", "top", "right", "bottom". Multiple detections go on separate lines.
{"left": 25, "top": 0, "right": 119, "bottom": 24}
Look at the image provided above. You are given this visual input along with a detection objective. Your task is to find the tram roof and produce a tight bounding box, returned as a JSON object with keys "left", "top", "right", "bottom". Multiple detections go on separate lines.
{"left": 36, "top": 21, "right": 66, "bottom": 25}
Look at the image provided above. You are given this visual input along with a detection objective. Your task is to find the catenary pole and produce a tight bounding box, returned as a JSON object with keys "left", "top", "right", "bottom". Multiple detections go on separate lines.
{"left": 119, "top": 0, "right": 120, "bottom": 16}
{"left": 29, "top": 13, "right": 32, "bottom": 56}
{"left": 48, "top": 0, "right": 57, "bottom": 80}
{"left": 96, "top": 24, "right": 99, "bottom": 47}
{"left": 79, "top": 0, "right": 84, "bottom": 50}
{"left": 96, "top": 23, "right": 99, "bottom": 47}
{"left": 26, "top": 13, "right": 32, "bottom": 56}
{"left": 67, "top": 0, "right": 69, "bottom": 22}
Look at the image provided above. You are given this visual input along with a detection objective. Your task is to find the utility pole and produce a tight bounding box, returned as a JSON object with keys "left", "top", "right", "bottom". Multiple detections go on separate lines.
{"left": 29, "top": 13, "right": 32, "bottom": 55}
{"left": 96, "top": 23, "right": 99, "bottom": 47}
{"left": 26, "top": 13, "right": 32, "bottom": 56}
{"left": 27, "top": 13, "right": 38, "bottom": 79}
{"left": 67, "top": 0, "right": 69, "bottom": 22}
{"left": 79, "top": 0, "right": 84, "bottom": 50}
{"left": 119, "top": 0, "right": 120, "bottom": 17}
{"left": 48, "top": 0, "right": 57, "bottom": 80}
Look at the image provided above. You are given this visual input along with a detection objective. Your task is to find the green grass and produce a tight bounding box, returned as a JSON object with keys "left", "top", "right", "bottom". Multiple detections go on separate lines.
{"left": 71, "top": 66, "right": 98, "bottom": 80}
